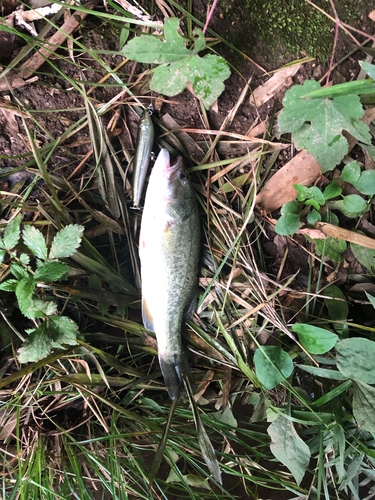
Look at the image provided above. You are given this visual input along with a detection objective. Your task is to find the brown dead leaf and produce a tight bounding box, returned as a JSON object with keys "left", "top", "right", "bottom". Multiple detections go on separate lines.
{"left": 250, "top": 64, "right": 302, "bottom": 107}
{"left": 297, "top": 228, "right": 327, "bottom": 239}
{"left": 369, "top": 9, "right": 375, "bottom": 22}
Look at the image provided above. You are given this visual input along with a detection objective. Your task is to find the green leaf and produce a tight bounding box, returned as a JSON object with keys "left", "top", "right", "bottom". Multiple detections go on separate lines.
{"left": 365, "top": 292, "right": 375, "bottom": 308}
{"left": 360, "top": 60, "right": 375, "bottom": 80}
{"left": 211, "top": 406, "right": 238, "bottom": 428}
{"left": 0, "top": 279, "right": 18, "bottom": 292}
{"left": 3, "top": 215, "right": 22, "bottom": 250}
{"left": 307, "top": 208, "right": 321, "bottom": 225}
{"left": 268, "top": 416, "right": 311, "bottom": 485}
{"left": 296, "top": 364, "right": 348, "bottom": 380}
{"left": 18, "top": 316, "right": 79, "bottom": 363}
{"left": 254, "top": 345, "right": 293, "bottom": 390}
{"left": 294, "top": 185, "right": 325, "bottom": 206}
{"left": 324, "top": 285, "right": 348, "bottom": 333}
{"left": 49, "top": 225, "right": 84, "bottom": 259}
{"left": 341, "top": 161, "right": 361, "bottom": 183}
{"left": 281, "top": 201, "right": 298, "bottom": 214}
{"left": 314, "top": 236, "right": 346, "bottom": 262}
{"left": 342, "top": 194, "right": 367, "bottom": 213}
{"left": 275, "top": 214, "right": 300, "bottom": 236}
{"left": 19, "top": 253, "right": 30, "bottom": 265}
{"left": 351, "top": 240, "right": 375, "bottom": 272}
{"left": 352, "top": 381, "right": 375, "bottom": 433}
{"left": 15, "top": 277, "right": 36, "bottom": 319}
{"left": 123, "top": 18, "right": 230, "bottom": 109}
{"left": 0, "top": 249, "right": 5, "bottom": 265}
{"left": 124, "top": 18, "right": 198, "bottom": 63}
{"left": 150, "top": 53, "right": 230, "bottom": 109}
{"left": 23, "top": 225, "right": 48, "bottom": 260}
{"left": 352, "top": 170, "right": 375, "bottom": 195}
{"left": 119, "top": 25, "right": 129, "bottom": 49}
{"left": 166, "top": 470, "right": 210, "bottom": 490}
{"left": 291, "top": 324, "right": 338, "bottom": 354}
{"left": 31, "top": 298, "right": 57, "bottom": 317}
{"left": 10, "top": 263, "right": 29, "bottom": 280}
{"left": 33, "top": 262, "right": 69, "bottom": 282}
{"left": 323, "top": 182, "right": 342, "bottom": 200}
{"left": 278, "top": 80, "right": 371, "bottom": 172}
{"left": 336, "top": 338, "right": 375, "bottom": 384}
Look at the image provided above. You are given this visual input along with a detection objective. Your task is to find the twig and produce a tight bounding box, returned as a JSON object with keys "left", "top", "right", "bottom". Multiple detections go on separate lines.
{"left": 325, "top": 0, "right": 339, "bottom": 86}
{"left": 202, "top": 0, "right": 218, "bottom": 35}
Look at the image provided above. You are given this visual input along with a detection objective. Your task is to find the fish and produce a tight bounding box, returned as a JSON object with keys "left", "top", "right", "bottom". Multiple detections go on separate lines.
{"left": 139, "top": 148, "right": 200, "bottom": 400}
{"left": 132, "top": 111, "right": 154, "bottom": 208}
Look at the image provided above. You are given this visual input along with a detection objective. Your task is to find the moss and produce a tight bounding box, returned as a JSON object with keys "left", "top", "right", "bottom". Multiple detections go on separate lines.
{"left": 221, "top": 0, "right": 367, "bottom": 62}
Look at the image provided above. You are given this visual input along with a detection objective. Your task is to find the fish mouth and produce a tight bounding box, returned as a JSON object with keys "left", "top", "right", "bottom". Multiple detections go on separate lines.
{"left": 164, "top": 156, "right": 182, "bottom": 180}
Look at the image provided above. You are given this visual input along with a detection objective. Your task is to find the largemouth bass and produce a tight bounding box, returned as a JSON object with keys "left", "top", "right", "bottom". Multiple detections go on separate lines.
{"left": 139, "top": 149, "right": 200, "bottom": 400}
{"left": 132, "top": 111, "right": 154, "bottom": 208}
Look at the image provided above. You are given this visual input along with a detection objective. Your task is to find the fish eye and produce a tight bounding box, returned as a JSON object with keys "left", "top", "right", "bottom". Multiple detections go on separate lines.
{"left": 179, "top": 172, "right": 187, "bottom": 182}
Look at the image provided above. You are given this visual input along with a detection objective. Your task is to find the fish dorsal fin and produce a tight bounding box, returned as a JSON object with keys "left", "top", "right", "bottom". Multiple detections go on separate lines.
{"left": 142, "top": 296, "right": 155, "bottom": 332}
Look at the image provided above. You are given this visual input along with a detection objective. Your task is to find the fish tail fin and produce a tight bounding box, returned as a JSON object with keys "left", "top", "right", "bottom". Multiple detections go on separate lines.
{"left": 159, "top": 353, "right": 192, "bottom": 401}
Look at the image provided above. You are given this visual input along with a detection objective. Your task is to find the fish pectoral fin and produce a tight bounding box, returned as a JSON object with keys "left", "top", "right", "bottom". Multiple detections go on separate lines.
{"left": 167, "top": 202, "right": 192, "bottom": 223}
{"left": 142, "top": 297, "right": 155, "bottom": 332}
{"left": 183, "top": 287, "right": 198, "bottom": 324}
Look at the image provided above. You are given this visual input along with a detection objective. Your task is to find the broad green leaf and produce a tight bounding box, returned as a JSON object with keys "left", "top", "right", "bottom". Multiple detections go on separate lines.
{"left": 268, "top": 416, "right": 311, "bottom": 485}
{"left": 10, "top": 263, "right": 29, "bottom": 280}
{"left": 119, "top": 25, "right": 129, "bottom": 49}
{"left": 3, "top": 215, "right": 22, "bottom": 250}
{"left": 275, "top": 214, "right": 300, "bottom": 236}
{"left": 291, "top": 323, "right": 338, "bottom": 354}
{"left": 0, "top": 249, "right": 5, "bottom": 265}
{"left": 278, "top": 80, "right": 371, "bottom": 172}
{"left": 329, "top": 198, "right": 368, "bottom": 218}
{"left": 0, "top": 279, "right": 18, "bottom": 292}
{"left": 360, "top": 60, "right": 375, "bottom": 80}
{"left": 323, "top": 182, "right": 342, "bottom": 200}
{"left": 304, "top": 198, "right": 320, "bottom": 211}
{"left": 254, "top": 345, "right": 293, "bottom": 390}
{"left": 365, "top": 292, "right": 375, "bottom": 308}
{"left": 352, "top": 381, "right": 375, "bottom": 433}
{"left": 33, "top": 262, "right": 69, "bottom": 282}
{"left": 294, "top": 185, "right": 325, "bottom": 206}
{"left": 23, "top": 225, "right": 48, "bottom": 260}
{"left": 211, "top": 406, "right": 238, "bottom": 428}
{"left": 352, "top": 170, "right": 375, "bottom": 195}
{"left": 336, "top": 338, "right": 375, "bottom": 384}
{"left": 150, "top": 53, "right": 230, "bottom": 109}
{"left": 314, "top": 236, "right": 346, "bottom": 262}
{"left": 281, "top": 201, "right": 298, "bottom": 215}
{"left": 15, "top": 277, "right": 36, "bottom": 319}
{"left": 307, "top": 208, "right": 321, "bottom": 225}
{"left": 324, "top": 285, "right": 348, "bottom": 333}
{"left": 296, "top": 364, "right": 348, "bottom": 380}
{"left": 49, "top": 225, "right": 84, "bottom": 259}
{"left": 18, "top": 316, "right": 79, "bottom": 363}
{"left": 31, "top": 298, "right": 57, "bottom": 316}
{"left": 342, "top": 194, "right": 367, "bottom": 214}
{"left": 341, "top": 161, "right": 361, "bottom": 183}
{"left": 123, "top": 18, "right": 230, "bottom": 109}
{"left": 351, "top": 240, "right": 375, "bottom": 273}
{"left": 166, "top": 470, "right": 210, "bottom": 490}
{"left": 124, "top": 17, "right": 198, "bottom": 63}
{"left": 19, "top": 253, "right": 30, "bottom": 265}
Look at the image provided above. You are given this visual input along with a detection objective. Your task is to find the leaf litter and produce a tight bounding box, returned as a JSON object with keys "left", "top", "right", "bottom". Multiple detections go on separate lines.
{"left": 1, "top": 0, "right": 375, "bottom": 498}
